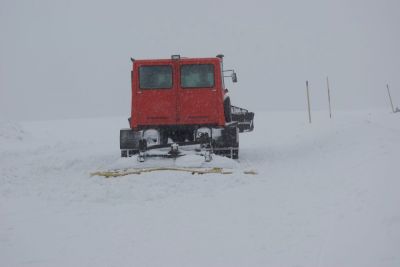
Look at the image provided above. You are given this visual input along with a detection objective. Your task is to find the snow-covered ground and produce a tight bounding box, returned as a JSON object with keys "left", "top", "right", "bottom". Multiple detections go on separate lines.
{"left": 1, "top": 110, "right": 399, "bottom": 267}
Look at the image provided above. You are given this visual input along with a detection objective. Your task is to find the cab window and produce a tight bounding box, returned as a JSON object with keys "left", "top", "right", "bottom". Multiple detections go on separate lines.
{"left": 181, "top": 64, "right": 214, "bottom": 88}
{"left": 139, "top": 65, "right": 172, "bottom": 89}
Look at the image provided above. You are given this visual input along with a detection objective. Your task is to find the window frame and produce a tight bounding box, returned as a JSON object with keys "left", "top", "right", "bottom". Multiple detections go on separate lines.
{"left": 180, "top": 64, "right": 215, "bottom": 89}
{"left": 138, "top": 65, "right": 173, "bottom": 90}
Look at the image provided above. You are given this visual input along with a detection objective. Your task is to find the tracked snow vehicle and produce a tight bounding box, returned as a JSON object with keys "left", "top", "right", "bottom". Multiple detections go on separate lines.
{"left": 120, "top": 55, "right": 254, "bottom": 162}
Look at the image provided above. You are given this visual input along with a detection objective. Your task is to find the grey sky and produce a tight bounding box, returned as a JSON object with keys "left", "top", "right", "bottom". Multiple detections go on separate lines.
{"left": 1, "top": 0, "right": 399, "bottom": 121}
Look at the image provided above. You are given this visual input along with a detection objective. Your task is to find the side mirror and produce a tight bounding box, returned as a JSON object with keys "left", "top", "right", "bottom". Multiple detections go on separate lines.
{"left": 232, "top": 72, "right": 237, "bottom": 83}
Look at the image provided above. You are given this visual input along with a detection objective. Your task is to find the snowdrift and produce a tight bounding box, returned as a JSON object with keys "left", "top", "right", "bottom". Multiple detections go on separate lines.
{"left": 1, "top": 110, "right": 399, "bottom": 267}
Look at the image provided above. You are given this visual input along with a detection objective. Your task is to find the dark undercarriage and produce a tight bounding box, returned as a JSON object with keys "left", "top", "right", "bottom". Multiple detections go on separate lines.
{"left": 120, "top": 123, "right": 239, "bottom": 159}
{"left": 120, "top": 105, "right": 254, "bottom": 160}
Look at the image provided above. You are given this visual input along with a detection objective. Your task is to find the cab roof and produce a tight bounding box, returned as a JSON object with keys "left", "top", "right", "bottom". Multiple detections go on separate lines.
{"left": 131, "top": 55, "right": 223, "bottom": 64}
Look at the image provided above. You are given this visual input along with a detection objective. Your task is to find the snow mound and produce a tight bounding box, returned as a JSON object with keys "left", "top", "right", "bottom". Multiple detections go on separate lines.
{"left": 0, "top": 121, "right": 27, "bottom": 142}
{"left": 104, "top": 153, "right": 241, "bottom": 171}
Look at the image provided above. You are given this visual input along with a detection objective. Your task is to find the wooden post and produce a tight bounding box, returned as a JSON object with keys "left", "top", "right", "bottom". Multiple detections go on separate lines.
{"left": 306, "top": 81, "right": 311, "bottom": 123}
{"left": 386, "top": 84, "right": 395, "bottom": 113}
{"left": 327, "top": 77, "right": 332, "bottom": 119}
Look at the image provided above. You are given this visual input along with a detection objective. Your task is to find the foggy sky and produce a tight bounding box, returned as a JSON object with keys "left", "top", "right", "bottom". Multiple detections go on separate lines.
{"left": 1, "top": 0, "right": 399, "bottom": 121}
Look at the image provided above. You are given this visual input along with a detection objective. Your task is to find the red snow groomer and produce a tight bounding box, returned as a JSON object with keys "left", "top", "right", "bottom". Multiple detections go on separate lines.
{"left": 120, "top": 55, "right": 254, "bottom": 162}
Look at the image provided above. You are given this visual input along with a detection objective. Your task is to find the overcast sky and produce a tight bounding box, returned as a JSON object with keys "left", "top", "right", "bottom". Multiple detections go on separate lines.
{"left": 1, "top": 0, "right": 399, "bottom": 121}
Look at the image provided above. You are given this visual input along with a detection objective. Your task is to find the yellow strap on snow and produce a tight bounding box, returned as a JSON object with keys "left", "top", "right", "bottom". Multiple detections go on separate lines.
{"left": 90, "top": 167, "right": 233, "bottom": 178}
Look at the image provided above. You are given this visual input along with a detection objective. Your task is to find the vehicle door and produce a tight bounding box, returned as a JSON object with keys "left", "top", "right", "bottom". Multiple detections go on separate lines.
{"left": 134, "top": 61, "right": 177, "bottom": 126}
{"left": 177, "top": 60, "right": 222, "bottom": 125}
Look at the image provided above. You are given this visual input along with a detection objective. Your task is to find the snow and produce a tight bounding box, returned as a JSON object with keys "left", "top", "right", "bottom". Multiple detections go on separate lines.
{"left": 1, "top": 110, "right": 399, "bottom": 267}
{"left": 0, "top": 121, "right": 27, "bottom": 141}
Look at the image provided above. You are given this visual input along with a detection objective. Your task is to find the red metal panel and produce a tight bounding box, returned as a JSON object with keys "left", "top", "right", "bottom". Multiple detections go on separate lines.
{"left": 177, "top": 58, "right": 225, "bottom": 127}
{"left": 130, "top": 57, "right": 226, "bottom": 129}
{"left": 131, "top": 60, "right": 177, "bottom": 128}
